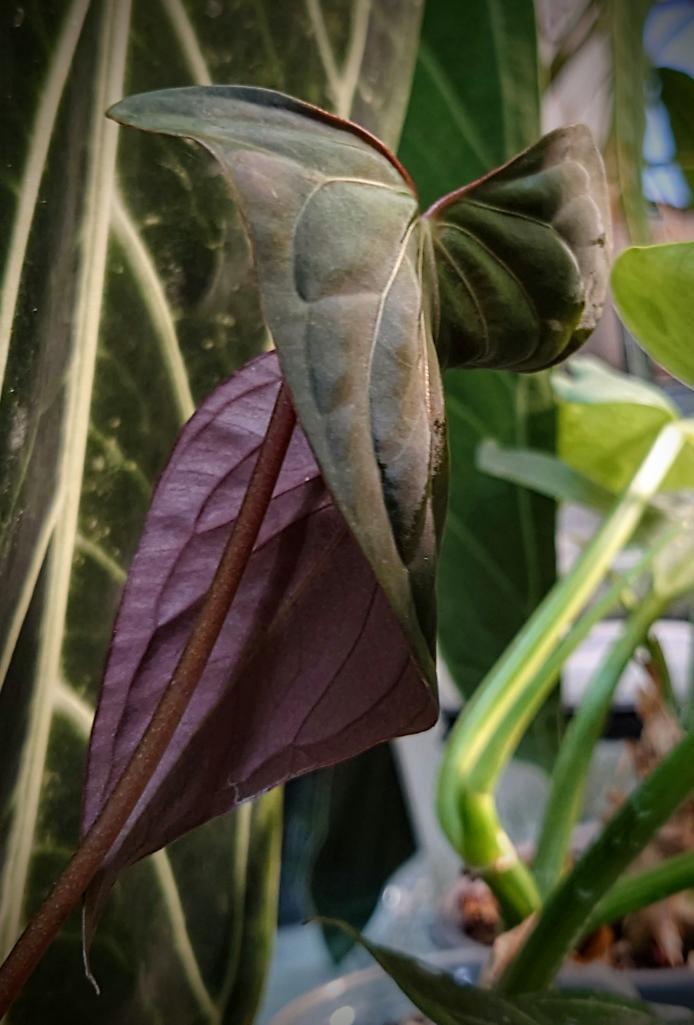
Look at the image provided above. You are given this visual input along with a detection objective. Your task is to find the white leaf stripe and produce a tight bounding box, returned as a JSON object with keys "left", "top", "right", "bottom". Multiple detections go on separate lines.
{"left": 0, "top": 489, "right": 62, "bottom": 695}
{"left": 0, "top": 0, "right": 91, "bottom": 398}
{"left": 160, "top": 0, "right": 213, "bottom": 86}
{"left": 112, "top": 191, "right": 195, "bottom": 424}
{"left": 54, "top": 684, "right": 219, "bottom": 1023}
{"left": 304, "top": 0, "right": 374, "bottom": 120}
{"left": 0, "top": 0, "right": 132, "bottom": 955}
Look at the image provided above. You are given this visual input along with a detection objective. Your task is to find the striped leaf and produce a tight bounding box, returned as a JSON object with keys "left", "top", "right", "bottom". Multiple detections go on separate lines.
{"left": 0, "top": 2, "right": 422, "bottom": 1021}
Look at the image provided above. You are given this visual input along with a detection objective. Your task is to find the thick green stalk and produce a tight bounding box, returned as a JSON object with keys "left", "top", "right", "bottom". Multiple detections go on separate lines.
{"left": 582, "top": 850, "right": 694, "bottom": 936}
{"left": 437, "top": 424, "right": 684, "bottom": 920}
{"left": 534, "top": 588, "right": 667, "bottom": 896}
{"left": 500, "top": 732, "right": 694, "bottom": 994}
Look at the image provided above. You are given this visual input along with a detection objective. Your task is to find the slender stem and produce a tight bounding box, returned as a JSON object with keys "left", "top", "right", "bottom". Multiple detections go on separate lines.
{"left": 500, "top": 732, "right": 694, "bottom": 994}
{"left": 534, "top": 588, "right": 667, "bottom": 896}
{"left": 436, "top": 424, "right": 684, "bottom": 923}
{"left": 0, "top": 384, "right": 296, "bottom": 1017}
{"left": 642, "top": 631, "right": 678, "bottom": 713}
{"left": 582, "top": 850, "right": 694, "bottom": 936}
{"left": 440, "top": 548, "right": 664, "bottom": 925}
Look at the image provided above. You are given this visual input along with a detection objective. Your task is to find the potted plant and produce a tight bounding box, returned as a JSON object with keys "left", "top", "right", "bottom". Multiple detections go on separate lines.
{"left": 1, "top": 3, "right": 690, "bottom": 1023}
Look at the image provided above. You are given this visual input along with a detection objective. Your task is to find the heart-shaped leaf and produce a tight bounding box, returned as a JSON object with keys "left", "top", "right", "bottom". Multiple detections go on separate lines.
{"left": 83, "top": 352, "right": 436, "bottom": 931}
{"left": 108, "top": 85, "right": 446, "bottom": 686}
{"left": 426, "top": 125, "right": 611, "bottom": 372}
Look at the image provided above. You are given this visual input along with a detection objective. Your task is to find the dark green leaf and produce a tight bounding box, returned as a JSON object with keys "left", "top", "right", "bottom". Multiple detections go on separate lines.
{"left": 427, "top": 125, "right": 611, "bottom": 373}
{"left": 612, "top": 242, "right": 694, "bottom": 388}
{"left": 399, "top": 0, "right": 540, "bottom": 208}
{"left": 317, "top": 922, "right": 673, "bottom": 1025}
{"left": 659, "top": 68, "right": 694, "bottom": 194}
{"left": 108, "top": 85, "right": 447, "bottom": 684}
{"left": 310, "top": 745, "right": 415, "bottom": 960}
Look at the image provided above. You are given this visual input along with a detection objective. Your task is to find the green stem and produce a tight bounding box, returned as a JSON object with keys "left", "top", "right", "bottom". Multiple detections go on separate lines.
{"left": 437, "top": 424, "right": 684, "bottom": 921}
{"left": 444, "top": 552, "right": 662, "bottom": 923}
{"left": 534, "top": 588, "right": 667, "bottom": 896}
{"left": 500, "top": 732, "right": 694, "bottom": 994}
{"left": 643, "top": 630, "right": 678, "bottom": 713}
{"left": 582, "top": 850, "right": 694, "bottom": 936}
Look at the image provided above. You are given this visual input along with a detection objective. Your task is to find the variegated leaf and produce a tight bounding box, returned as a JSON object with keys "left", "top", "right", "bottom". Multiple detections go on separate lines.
{"left": 0, "top": 2, "right": 422, "bottom": 1021}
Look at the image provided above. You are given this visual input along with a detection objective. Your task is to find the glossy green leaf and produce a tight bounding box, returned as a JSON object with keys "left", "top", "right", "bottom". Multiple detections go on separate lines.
{"left": 427, "top": 125, "right": 612, "bottom": 373}
{"left": 108, "top": 84, "right": 447, "bottom": 684}
{"left": 659, "top": 68, "right": 694, "bottom": 195}
{"left": 554, "top": 357, "right": 694, "bottom": 493}
{"left": 0, "top": 3, "right": 422, "bottom": 1020}
{"left": 318, "top": 922, "right": 674, "bottom": 1025}
{"left": 612, "top": 242, "right": 694, "bottom": 387}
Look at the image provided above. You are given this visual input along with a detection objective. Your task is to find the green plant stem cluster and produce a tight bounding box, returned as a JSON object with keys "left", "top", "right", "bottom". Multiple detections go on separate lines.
{"left": 438, "top": 421, "right": 694, "bottom": 978}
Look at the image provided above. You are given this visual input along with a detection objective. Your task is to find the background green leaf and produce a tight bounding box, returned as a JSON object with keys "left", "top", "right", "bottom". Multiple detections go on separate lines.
{"left": 399, "top": 0, "right": 559, "bottom": 767}
{"left": 0, "top": 2, "right": 422, "bottom": 1020}
{"left": 555, "top": 356, "right": 694, "bottom": 491}
{"left": 658, "top": 67, "right": 694, "bottom": 196}
{"left": 612, "top": 242, "right": 694, "bottom": 388}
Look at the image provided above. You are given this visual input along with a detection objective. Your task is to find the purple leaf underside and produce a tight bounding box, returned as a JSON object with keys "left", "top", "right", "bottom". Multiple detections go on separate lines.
{"left": 83, "top": 352, "right": 436, "bottom": 922}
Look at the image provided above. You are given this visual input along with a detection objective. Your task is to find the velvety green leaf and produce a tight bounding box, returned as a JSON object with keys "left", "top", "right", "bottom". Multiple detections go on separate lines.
{"left": 478, "top": 440, "right": 615, "bottom": 512}
{"left": 427, "top": 125, "right": 612, "bottom": 373}
{"left": 399, "top": 0, "right": 540, "bottom": 208}
{"left": 108, "top": 85, "right": 446, "bottom": 684}
{"left": 0, "top": 3, "right": 422, "bottom": 1020}
{"left": 318, "top": 922, "right": 672, "bottom": 1025}
{"left": 659, "top": 68, "right": 694, "bottom": 195}
{"left": 398, "top": 0, "right": 560, "bottom": 766}
{"left": 612, "top": 242, "right": 694, "bottom": 388}
{"left": 554, "top": 357, "right": 694, "bottom": 492}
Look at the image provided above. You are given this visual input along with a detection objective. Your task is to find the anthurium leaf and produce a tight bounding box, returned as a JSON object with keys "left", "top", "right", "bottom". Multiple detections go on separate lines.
{"left": 554, "top": 357, "right": 694, "bottom": 492}
{"left": 108, "top": 84, "right": 446, "bottom": 685}
{"left": 612, "top": 242, "right": 694, "bottom": 388}
{"left": 83, "top": 352, "right": 436, "bottom": 935}
{"left": 659, "top": 68, "right": 694, "bottom": 194}
{"left": 426, "top": 124, "right": 611, "bottom": 372}
{"left": 317, "top": 921, "right": 671, "bottom": 1025}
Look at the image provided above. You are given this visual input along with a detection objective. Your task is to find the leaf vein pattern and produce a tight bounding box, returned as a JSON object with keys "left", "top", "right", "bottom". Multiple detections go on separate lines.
{"left": 0, "top": 0, "right": 91, "bottom": 395}
{"left": 439, "top": 220, "right": 539, "bottom": 327}
{"left": 0, "top": 0, "right": 132, "bottom": 956}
